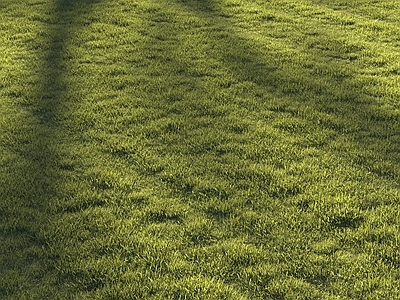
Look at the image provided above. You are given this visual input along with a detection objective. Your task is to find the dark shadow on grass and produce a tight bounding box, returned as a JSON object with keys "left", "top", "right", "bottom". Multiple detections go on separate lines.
{"left": 177, "top": 0, "right": 400, "bottom": 181}
{"left": 171, "top": 0, "right": 400, "bottom": 294}
{"left": 0, "top": 0, "right": 101, "bottom": 297}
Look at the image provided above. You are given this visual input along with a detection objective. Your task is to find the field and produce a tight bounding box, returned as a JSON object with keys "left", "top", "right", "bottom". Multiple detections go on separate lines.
{"left": 1, "top": 0, "right": 399, "bottom": 299}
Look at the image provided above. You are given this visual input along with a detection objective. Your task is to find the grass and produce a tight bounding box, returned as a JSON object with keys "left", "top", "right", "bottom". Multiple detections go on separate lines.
{"left": 1, "top": 0, "right": 399, "bottom": 298}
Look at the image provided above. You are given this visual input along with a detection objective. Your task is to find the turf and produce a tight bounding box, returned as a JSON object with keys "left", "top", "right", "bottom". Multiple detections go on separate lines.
{"left": 1, "top": 0, "right": 399, "bottom": 299}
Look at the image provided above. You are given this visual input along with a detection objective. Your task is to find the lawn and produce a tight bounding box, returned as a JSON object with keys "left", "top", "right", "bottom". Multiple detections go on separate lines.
{"left": 1, "top": 0, "right": 399, "bottom": 299}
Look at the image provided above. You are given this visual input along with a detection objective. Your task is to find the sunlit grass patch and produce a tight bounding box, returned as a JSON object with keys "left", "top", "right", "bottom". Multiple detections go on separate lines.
{"left": 1, "top": 0, "right": 400, "bottom": 298}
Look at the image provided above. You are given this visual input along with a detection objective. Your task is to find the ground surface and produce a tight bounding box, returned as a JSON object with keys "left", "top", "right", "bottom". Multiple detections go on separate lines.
{"left": 1, "top": 0, "right": 399, "bottom": 299}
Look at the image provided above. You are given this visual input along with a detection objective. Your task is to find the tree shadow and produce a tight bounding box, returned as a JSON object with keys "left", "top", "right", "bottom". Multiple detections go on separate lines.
{"left": 1, "top": 0, "right": 398, "bottom": 297}
{"left": 176, "top": 0, "right": 400, "bottom": 181}
{"left": 0, "top": 0, "right": 101, "bottom": 297}
{"left": 170, "top": 0, "right": 400, "bottom": 294}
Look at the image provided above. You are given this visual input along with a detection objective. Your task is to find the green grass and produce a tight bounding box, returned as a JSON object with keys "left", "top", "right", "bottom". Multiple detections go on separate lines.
{"left": 1, "top": 0, "right": 399, "bottom": 298}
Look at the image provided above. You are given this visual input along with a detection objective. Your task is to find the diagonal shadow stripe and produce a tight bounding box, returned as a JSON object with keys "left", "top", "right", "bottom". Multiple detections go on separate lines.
{"left": 0, "top": 0, "right": 101, "bottom": 297}
{"left": 177, "top": 0, "right": 400, "bottom": 181}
